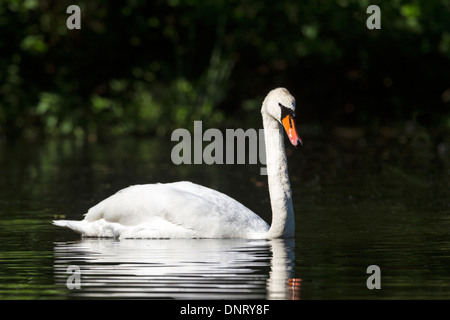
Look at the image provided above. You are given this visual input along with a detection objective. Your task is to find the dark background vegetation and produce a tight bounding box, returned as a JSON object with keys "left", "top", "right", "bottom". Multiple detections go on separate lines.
{"left": 1, "top": 0, "right": 449, "bottom": 143}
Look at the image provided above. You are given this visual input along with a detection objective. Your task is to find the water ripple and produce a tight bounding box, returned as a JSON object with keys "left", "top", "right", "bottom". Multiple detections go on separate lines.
{"left": 53, "top": 238, "right": 297, "bottom": 299}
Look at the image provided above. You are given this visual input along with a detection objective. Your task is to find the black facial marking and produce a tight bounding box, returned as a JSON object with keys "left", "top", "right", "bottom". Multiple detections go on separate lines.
{"left": 279, "top": 103, "right": 296, "bottom": 119}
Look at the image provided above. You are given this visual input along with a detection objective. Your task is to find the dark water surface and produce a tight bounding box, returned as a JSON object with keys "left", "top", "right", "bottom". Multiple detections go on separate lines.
{"left": 0, "top": 133, "right": 449, "bottom": 299}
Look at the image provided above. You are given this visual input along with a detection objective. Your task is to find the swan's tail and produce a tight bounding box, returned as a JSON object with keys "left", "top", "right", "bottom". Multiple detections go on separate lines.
{"left": 53, "top": 220, "right": 85, "bottom": 235}
{"left": 53, "top": 219, "right": 124, "bottom": 238}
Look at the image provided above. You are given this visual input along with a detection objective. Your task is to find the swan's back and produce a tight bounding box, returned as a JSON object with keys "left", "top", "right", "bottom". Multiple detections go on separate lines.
{"left": 55, "top": 182, "right": 269, "bottom": 239}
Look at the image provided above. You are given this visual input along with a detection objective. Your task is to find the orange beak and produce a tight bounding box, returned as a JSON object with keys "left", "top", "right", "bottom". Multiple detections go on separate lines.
{"left": 282, "top": 114, "right": 303, "bottom": 148}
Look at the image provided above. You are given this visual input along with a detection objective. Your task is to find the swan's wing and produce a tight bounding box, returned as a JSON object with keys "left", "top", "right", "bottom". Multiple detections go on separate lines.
{"left": 83, "top": 182, "right": 269, "bottom": 238}
{"left": 166, "top": 182, "right": 269, "bottom": 238}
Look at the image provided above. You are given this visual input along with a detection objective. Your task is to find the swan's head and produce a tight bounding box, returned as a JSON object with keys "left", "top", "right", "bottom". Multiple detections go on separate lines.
{"left": 262, "top": 88, "right": 303, "bottom": 147}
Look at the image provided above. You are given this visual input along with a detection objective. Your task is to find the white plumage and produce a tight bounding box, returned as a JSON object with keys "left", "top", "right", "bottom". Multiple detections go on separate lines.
{"left": 55, "top": 182, "right": 269, "bottom": 239}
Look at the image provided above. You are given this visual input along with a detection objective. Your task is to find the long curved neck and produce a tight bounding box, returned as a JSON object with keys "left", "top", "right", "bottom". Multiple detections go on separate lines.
{"left": 262, "top": 112, "right": 295, "bottom": 239}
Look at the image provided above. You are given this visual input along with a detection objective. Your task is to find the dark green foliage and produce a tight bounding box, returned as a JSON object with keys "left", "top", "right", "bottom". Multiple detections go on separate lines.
{"left": 0, "top": 0, "right": 449, "bottom": 140}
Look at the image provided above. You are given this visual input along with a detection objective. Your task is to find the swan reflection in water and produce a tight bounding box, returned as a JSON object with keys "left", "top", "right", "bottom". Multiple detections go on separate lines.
{"left": 54, "top": 238, "right": 300, "bottom": 299}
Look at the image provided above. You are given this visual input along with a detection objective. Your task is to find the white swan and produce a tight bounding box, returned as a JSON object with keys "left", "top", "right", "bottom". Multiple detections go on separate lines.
{"left": 53, "top": 88, "right": 302, "bottom": 239}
